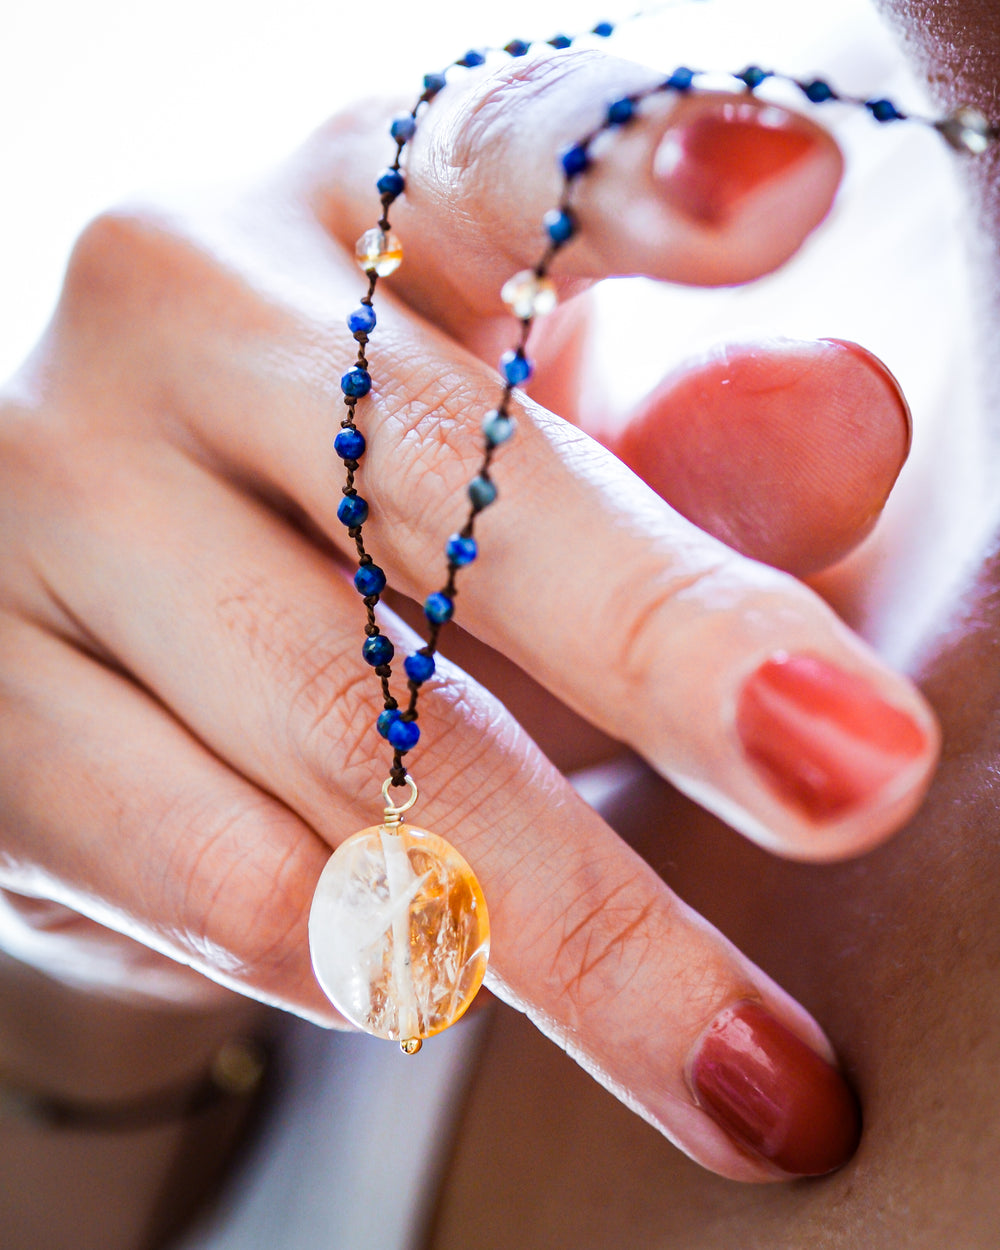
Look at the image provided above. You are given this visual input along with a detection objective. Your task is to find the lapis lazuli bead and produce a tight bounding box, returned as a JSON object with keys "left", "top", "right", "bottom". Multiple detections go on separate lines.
{"left": 377, "top": 708, "right": 401, "bottom": 739}
{"left": 543, "top": 207, "right": 576, "bottom": 245}
{"left": 592, "top": 20, "right": 614, "bottom": 37}
{"left": 390, "top": 115, "right": 416, "bottom": 143}
{"left": 363, "top": 634, "right": 395, "bottom": 667}
{"left": 607, "top": 97, "right": 636, "bottom": 126}
{"left": 560, "top": 143, "right": 590, "bottom": 179}
{"left": 483, "top": 410, "right": 515, "bottom": 447}
{"left": 377, "top": 168, "right": 405, "bottom": 198}
{"left": 548, "top": 34, "right": 573, "bottom": 50}
{"left": 458, "top": 49, "right": 486, "bottom": 67}
{"left": 347, "top": 304, "right": 376, "bottom": 335}
{"left": 469, "top": 475, "right": 498, "bottom": 510}
{"left": 500, "top": 350, "right": 533, "bottom": 386}
{"left": 665, "top": 67, "right": 695, "bottom": 92}
{"left": 867, "top": 98, "right": 903, "bottom": 122}
{"left": 739, "top": 66, "right": 770, "bottom": 90}
{"left": 423, "top": 72, "right": 448, "bottom": 96}
{"left": 446, "top": 534, "right": 478, "bottom": 567}
{"left": 354, "top": 563, "right": 386, "bottom": 596}
{"left": 338, "top": 494, "right": 369, "bottom": 527}
{"left": 387, "top": 717, "right": 420, "bottom": 752}
{"left": 341, "top": 367, "right": 371, "bottom": 398}
{"left": 505, "top": 38, "right": 530, "bottom": 56}
{"left": 334, "top": 427, "right": 366, "bottom": 460}
{"left": 424, "top": 593, "right": 454, "bottom": 625}
{"left": 404, "top": 652, "right": 436, "bottom": 684}
{"left": 803, "top": 79, "right": 836, "bottom": 103}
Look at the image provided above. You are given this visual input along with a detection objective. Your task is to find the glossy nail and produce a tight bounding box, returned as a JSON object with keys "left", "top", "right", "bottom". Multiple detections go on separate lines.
{"left": 736, "top": 653, "right": 929, "bottom": 821}
{"left": 689, "top": 1001, "right": 861, "bottom": 1176}
{"left": 654, "top": 101, "right": 821, "bottom": 226}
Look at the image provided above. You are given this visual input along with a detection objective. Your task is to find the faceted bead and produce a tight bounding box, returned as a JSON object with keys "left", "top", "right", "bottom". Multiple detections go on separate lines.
{"left": 665, "top": 67, "right": 695, "bottom": 92}
{"left": 739, "top": 66, "right": 770, "bottom": 90}
{"left": 347, "top": 304, "right": 377, "bottom": 335}
{"left": 543, "top": 207, "right": 576, "bottom": 245}
{"left": 446, "top": 533, "right": 478, "bottom": 567}
{"left": 376, "top": 168, "right": 405, "bottom": 199}
{"left": 548, "top": 34, "right": 573, "bottom": 50}
{"left": 500, "top": 349, "right": 533, "bottom": 386}
{"left": 355, "top": 227, "right": 403, "bottom": 277}
{"left": 501, "top": 269, "right": 557, "bottom": 319}
{"left": 377, "top": 708, "right": 401, "bottom": 739}
{"left": 423, "top": 72, "right": 448, "bottom": 97}
{"left": 341, "top": 367, "right": 372, "bottom": 398}
{"left": 390, "top": 115, "right": 416, "bottom": 143}
{"left": 424, "top": 592, "right": 454, "bottom": 625}
{"left": 607, "top": 97, "right": 636, "bottom": 126}
{"left": 334, "top": 427, "right": 366, "bottom": 460}
{"left": 338, "top": 494, "right": 369, "bottom": 527}
{"left": 309, "top": 824, "right": 490, "bottom": 1042}
{"left": 482, "top": 410, "right": 515, "bottom": 447}
{"left": 387, "top": 717, "right": 420, "bottom": 752}
{"left": 802, "top": 78, "right": 836, "bottom": 103}
{"left": 468, "top": 475, "right": 498, "bottom": 510}
{"left": 363, "top": 634, "right": 395, "bottom": 667}
{"left": 505, "top": 39, "right": 530, "bottom": 57}
{"left": 354, "top": 563, "right": 387, "bottom": 596}
{"left": 560, "top": 143, "right": 590, "bottom": 179}
{"left": 867, "top": 98, "right": 903, "bottom": 122}
{"left": 457, "top": 50, "right": 486, "bottom": 67}
{"left": 404, "top": 652, "right": 436, "bottom": 684}
{"left": 937, "top": 106, "right": 994, "bottom": 155}
{"left": 592, "top": 20, "right": 614, "bottom": 37}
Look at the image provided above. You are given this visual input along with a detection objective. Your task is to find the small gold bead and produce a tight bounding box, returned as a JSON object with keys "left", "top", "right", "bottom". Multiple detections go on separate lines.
{"left": 355, "top": 227, "right": 404, "bottom": 276}
{"left": 501, "top": 269, "right": 558, "bottom": 319}
{"left": 400, "top": 1037, "right": 423, "bottom": 1055}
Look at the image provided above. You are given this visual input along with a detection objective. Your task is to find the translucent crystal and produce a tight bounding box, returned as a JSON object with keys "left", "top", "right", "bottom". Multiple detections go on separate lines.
{"left": 937, "top": 107, "right": 994, "bottom": 155}
{"left": 500, "top": 269, "right": 557, "bottom": 319}
{"left": 355, "top": 227, "right": 403, "bottom": 276}
{"left": 309, "top": 824, "right": 489, "bottom": 1042}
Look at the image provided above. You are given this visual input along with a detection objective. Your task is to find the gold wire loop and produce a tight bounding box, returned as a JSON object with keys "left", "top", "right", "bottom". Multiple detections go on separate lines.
{"left": 381, "top": 775, "right": 418, "bottom": 826}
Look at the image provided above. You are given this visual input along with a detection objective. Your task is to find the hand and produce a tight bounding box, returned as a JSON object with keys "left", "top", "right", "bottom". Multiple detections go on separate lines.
{"left": 0, "top": 50, "right": 935, "bottom": 1179}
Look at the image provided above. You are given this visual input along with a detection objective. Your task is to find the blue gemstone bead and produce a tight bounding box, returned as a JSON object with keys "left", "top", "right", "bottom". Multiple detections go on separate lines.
{"left": 404, "top": 652, "right": 436, "bottom": 684}
{"left": 341, "top": 367, "right": 372, "bottom": 398}
{"left": 867, "top": 98, "right": 903, "bottom": 122}
{"left": 423, "top": 71, "right": 448, "bottom": 96}
{"left": 354, "top": 563, "right": 386, "bottom": 596}
{"left": 607, "top": 97, "right": 636, "bottom": 126}
{"left": 334, "top": 427, "right": 366, "bottom": 460}
{"left": 665, "top": 67, "right": 695, "bottom": 92}
{"left": 387, "top": 717, "right": 420, "bottom": 752}
{"left": 543, "top": 207, "right": 576, "bottom": 245}
{"left": 468, "top": 475, "right": 497, "bottom": 510}
{"left": 739, "top": 66, "right": 770, "bottom": 90}
{"left": 377, "top": 708, "right": 401, "bottom": 739}
{"left": 376, "top": 168, "right": 405, "bottom": 198}
{"left": 424, "top": 592, "right": 454, "bottom": 625}
{"left": 347, "top": 304, "right": 376, "bottom": 335}
{"left": 390, "top": 115, "right": 417, "bottom": 143}
{"left": 505, "top": 39, "right": 530, "bottom": 56}
{"left": 482, "top": 410, "right": 515, "bottom": 447}
{"left": 560, "top": 143, "right": 590, "bottom": 179}
{"left": 592, "top": 20, "right": 614, "bottom": 37}
{"left": 500, "top": 350, "right": 533, "bottom": 386}
{"left": 362, "top": 634, "right": 395, "bottom": 667}
{"left": 446, "top": 534, "right": 478, "bottom": 567}
{"left": 337, "top": 494, "right": 368, "bottom": 527}
{"left": 458, "top": 49, "right": 486, "bottom": 67}
{"left": 803, "top": 79, "right": 835, "bottom": 103}
{"left": 548, "top": 34, "right": 573, "bottom": 50}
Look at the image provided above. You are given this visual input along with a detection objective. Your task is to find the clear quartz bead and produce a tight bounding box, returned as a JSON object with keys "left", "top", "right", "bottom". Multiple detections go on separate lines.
{"left": 936, "top": 106, "right": 994, "bottom": 155}
{"left": 309, "top": 824, "right": 489, "bottom": 1042}
{"left": 501, "top": 269, "right": 558, "bottom": 319}
{"left": 355, "top": 227, "right": 404, "bottom": 276}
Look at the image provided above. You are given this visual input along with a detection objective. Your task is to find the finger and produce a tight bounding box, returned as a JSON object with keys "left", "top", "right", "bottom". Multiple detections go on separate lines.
{"left": 300, "top": 53, "right": 844, "bottom": 341}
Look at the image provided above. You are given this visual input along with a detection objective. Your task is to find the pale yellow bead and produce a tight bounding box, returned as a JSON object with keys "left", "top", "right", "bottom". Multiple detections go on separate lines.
{"left": 355, "top": 227, "right": 403, "bottom": 276}
{"left": 937, "top": 106, "right": 994, "bottom": 155}
{"left": 501, "top": 269, "right": 558, "bottom": 319}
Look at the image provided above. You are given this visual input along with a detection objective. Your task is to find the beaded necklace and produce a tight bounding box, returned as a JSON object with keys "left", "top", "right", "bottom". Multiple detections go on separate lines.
{"left": 307, "top": 14, "right": 999, "bottom": 1055}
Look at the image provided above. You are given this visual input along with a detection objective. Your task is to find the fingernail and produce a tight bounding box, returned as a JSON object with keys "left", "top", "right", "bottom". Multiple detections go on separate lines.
{"left": 689, "top": 1001, "right": 861, "bottom": 1176}
{"left": 736, "top": 653, "right": 929, "bottom": 821}
{"left": 654, "top": 101, "right": 821, "bottom": 226}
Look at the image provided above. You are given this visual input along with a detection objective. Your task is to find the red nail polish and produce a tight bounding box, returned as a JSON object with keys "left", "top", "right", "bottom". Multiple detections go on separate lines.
{"left": 690, "top": 1002, "right": 861, "bottom": 1176}
{"left": 654, "top": 101, "right": 820, "bottom": 226}
{"left": 736, "top": 653, "right": 929, "bottom": 821}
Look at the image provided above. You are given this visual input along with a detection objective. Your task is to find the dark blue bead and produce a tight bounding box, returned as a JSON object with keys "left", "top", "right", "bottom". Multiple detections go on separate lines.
{"left": 387, "top": 717, "right": 420, "bottom": 752}
{"left": 739, "top": 66, "right": 770, "bottom": 90}
{"left": 592, "top": 20, "right": 614, "bottom": 37}
{"left": 803, "top": 79, "right": 836, "bottom": 103}
{"left": 468, "top": 475, "right": 497, "bottom": 510}
{"left": 867, "top": 98, "right": 903, "bottom": 122}
{"left": 347, "top": 304, "right": 376, "bottom": 335}
{"left": 337, "top": 494, "right": 368, "bottom": 527}
{"left": 334, "top": 427, "right": 366, "bottom": 460}
{"left": 548, "top": 34, "right": 573, "bottom": 50}
{"left": 377, "top": 708, "right": 401, "bottom": 739}
{"left": 458, "top": 49, "right": 486, "bottom": 68}
{"left": 446, "top": 534, "right": 478, "bottom": 567}
{"left": 607, "top": 97, "right": 636, "bottom": 126}
{"left": 543, "top": 207, "right": 576, "bottom": 245}
{"left": 665, "top": 66, "right": 695, "bottom": 92}
{"left": 390, "top": 115, "right": 417, "bottom": 143}
{"left": 341, "top": 367, "right": 371, "bottom": 398}
{"left": 376, "top": 168, "right": 405, "bottom": 198}
{"left": 424, "top": 592, "right": 454, "bottom": 625}
{"left": 423, "top": 71, "right": 448, "bottom": 96}
{"left": 354, "top": 563, "right": 386, "bottom": 596}
{"left": 500, "top": 350, "right": 533, "bottom": 386}
{"left": 560, "top": 143, "right": 590, "bottom": 179}
{"left": 482, "top": 410, "right": 515, "bottom": 446}
{"left": 404, "top": 652, "right": 436, "bottom": 684}
{"left": 505, "top": 39, "right": 530, "bottom": 56}
{"left": 362, "top": 633, "right": 394, "bottom": 667}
